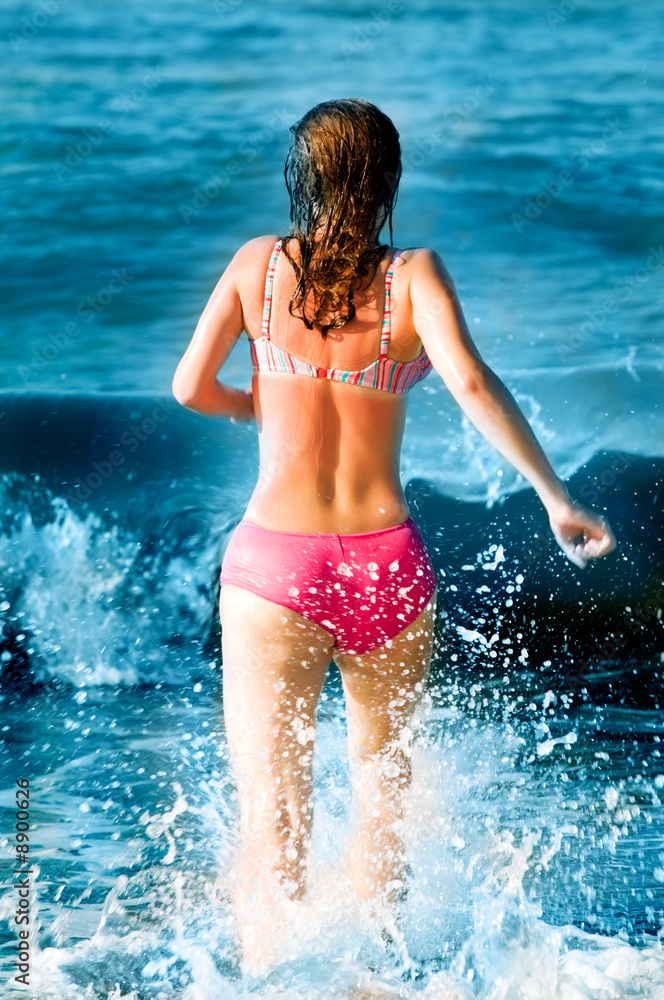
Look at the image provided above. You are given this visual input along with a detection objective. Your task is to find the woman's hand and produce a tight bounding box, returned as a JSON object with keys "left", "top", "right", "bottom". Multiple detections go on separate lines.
{"left": 547, "top": 500, "right": 617, "bottom": 569}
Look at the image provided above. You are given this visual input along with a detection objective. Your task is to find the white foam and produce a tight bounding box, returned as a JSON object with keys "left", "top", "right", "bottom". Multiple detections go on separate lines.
{"left": 1, "top": 704, "right": 662, "bottom": 999}
{"left": 0, "top": 477, "right": 218, "bottom": 687}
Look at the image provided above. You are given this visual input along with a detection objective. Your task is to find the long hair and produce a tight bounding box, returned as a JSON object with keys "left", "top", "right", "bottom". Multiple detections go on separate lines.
{"left": 280, "top": 98, "right": 402, "bottom": 339}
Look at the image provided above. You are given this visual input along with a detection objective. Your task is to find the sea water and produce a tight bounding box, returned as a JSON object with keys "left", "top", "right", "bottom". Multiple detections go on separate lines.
{"left": 1, "top": 0, "right": 663, "bottom": 996}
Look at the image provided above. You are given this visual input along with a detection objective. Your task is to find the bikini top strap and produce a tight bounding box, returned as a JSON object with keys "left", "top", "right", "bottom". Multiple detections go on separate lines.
{"left": 379, "top": 249, "right": 402, "bottom": 356}
{"left": 261, "top": 239, "right": 282, "bottom": 340}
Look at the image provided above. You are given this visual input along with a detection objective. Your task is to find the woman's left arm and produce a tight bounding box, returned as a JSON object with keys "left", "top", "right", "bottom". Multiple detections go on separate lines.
{"left": 409, "top": 248, "right": 617, "bottom": 569}
{"left": 172, "top": 243, "right": 255, "bottom": 421}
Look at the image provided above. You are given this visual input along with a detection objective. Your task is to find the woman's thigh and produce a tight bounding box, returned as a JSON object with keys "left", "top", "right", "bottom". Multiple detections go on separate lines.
{"left": 332, "top": 588, "right": 437, "bottom": 762}
{"left": 219, "top": 584, "right": 335, "bottom": 791}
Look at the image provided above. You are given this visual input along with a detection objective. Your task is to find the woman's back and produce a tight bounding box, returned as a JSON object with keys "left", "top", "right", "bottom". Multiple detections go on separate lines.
{"left": 236, "top": 235, "right": 430, "bottom": 533}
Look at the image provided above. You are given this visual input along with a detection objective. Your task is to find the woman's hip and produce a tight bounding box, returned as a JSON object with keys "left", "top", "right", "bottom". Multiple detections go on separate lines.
{"left": 219, "top": 516, "right": 437, "bottom": 655}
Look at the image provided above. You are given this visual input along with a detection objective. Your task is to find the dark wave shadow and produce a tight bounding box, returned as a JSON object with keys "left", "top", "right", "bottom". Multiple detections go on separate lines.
{"left": 406, "top": 452, "right": 664, "bottom": 708}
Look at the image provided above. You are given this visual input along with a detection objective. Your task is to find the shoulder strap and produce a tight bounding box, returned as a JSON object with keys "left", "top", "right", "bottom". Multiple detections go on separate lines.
{"left": 379, "top": 249, "right": 402, "bottom": 356}
{"left": 261, "top": 239, "right": 282, "bottom": 340}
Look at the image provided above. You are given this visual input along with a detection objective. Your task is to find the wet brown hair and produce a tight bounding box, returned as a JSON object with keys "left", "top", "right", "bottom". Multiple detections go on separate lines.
{"left": 279, "top": 98, "right": 402, "bottom": 339}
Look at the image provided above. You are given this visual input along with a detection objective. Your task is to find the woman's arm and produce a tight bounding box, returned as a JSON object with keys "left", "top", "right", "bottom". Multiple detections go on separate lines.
{"left": 409, "top": 248, "right": 616, "bottom": 568}
{"left": 171, "top": 242, "right": 256, "bottom": 421}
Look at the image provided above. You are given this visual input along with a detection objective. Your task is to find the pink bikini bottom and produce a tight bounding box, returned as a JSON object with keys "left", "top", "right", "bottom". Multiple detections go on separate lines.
{"left": 219, "top": 516, "right": 437, "bottom": 656}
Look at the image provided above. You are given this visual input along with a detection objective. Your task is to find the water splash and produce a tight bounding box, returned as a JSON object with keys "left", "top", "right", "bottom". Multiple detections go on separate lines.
{"left": 0, "top": 473, "right": 221, "bottom": 688}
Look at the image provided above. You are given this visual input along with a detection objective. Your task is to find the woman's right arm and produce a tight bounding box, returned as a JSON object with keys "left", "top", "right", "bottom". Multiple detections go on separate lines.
{"left": 171, "top": 241, "right": 258, "bottom": 421}
{"left": 409, "top": 248, "right": 616, "bottom": 568}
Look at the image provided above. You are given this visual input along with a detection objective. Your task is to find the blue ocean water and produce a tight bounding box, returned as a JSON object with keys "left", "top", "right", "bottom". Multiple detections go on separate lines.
{"left": 1, "top": 1, "right": 664, "bottom": 997}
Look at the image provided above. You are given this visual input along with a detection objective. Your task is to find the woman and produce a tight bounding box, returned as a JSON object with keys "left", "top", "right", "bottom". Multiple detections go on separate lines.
{"left": 172, "top": 98, "right": 616, "bottom": 974}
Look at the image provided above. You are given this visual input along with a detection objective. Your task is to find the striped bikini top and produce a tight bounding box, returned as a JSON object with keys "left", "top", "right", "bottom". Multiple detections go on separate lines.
{"left": 249, "top": 239, "right": 432, "bottom": 394}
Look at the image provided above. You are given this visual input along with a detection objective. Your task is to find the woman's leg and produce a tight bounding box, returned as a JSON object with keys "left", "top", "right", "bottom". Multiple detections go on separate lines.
{"left": 333, "top": 589, "right": 437, "bottom": 913}
{"left": 219, "top": 583, "right": 335, "bottom": 974}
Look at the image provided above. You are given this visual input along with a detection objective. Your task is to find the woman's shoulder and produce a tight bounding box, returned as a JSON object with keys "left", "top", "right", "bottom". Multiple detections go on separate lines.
{"left": 232, "top": 234, "right": 282, "bottom": 264}
{"left": 396, "top": 245, "right": 444, "bottom": 267}
{"left": 223, "top": 235, "right": 282, "bottom": 289}
{"left": 393, "top": 247, "right": 458, "bottom": 305}
{"left": 397, "top": 246, "right": 455, "bottom": 282}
